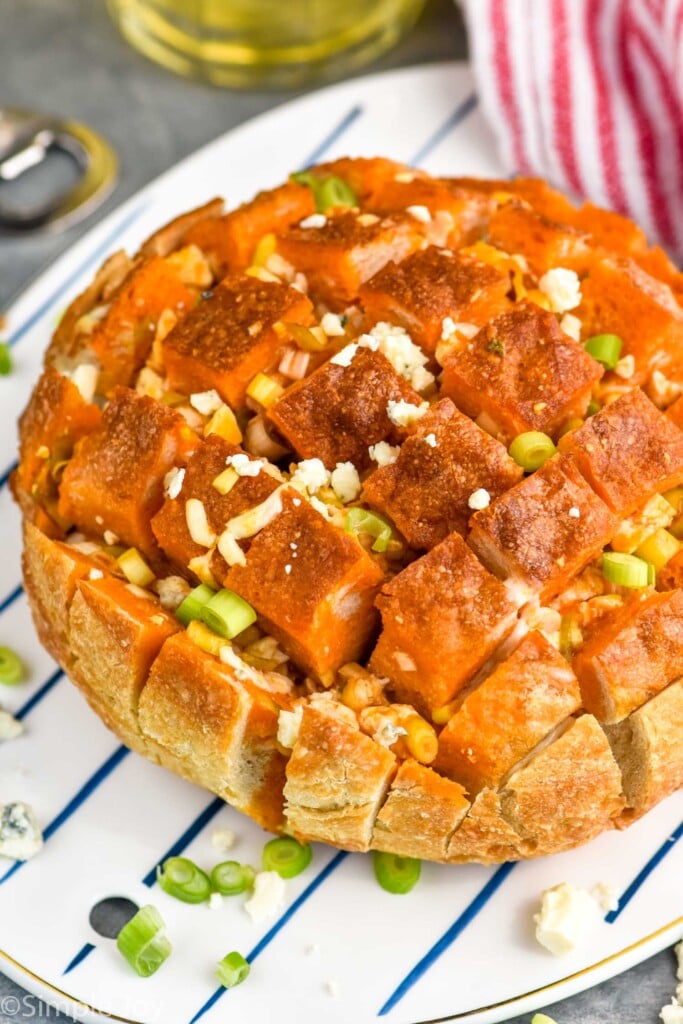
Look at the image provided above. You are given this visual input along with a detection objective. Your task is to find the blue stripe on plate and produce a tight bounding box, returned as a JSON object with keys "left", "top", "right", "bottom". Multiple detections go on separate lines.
{"left": 410, "top": 92, "right": 479, "bottom": 166}
{"left": 187, "top": 850, "right": 348, "bottom": 1024}
{"left": 300, "top": 105, "right": 363, "bottom": 168}
{"left": 63, "top": 942, "right": 96, "bottom": 976}
{"left": 378, "top": 861, "right": 516, "bottom": 1016}
{"left": 141, "top": 796, "right": 225, "bottom": 887}
{"left": 0, "top": 744, "right": 130, "bottom": 885}
{"left": 0, "top": 583, "right": 23, "bottom": 616}
{"left": 14, "top": 666, "right": 64, "bottom": 721}
{"left": 606, "top": 819, "right": 683, "bottom": 923}
{"left": 0, "top": 460, "right": 17, "bottom": 491}
{"left": 7, "top": 203, "right": 148, "bottom": 348}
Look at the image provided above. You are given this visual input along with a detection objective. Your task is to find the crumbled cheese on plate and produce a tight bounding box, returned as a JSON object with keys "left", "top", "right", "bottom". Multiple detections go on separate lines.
{"left": 244, "top": 871, "right": 286, "bottom": 923}
{"left": 533, "top": 882, "right": 602, "bottom": 955}
{"left": 386, "top": 399, "right": 428, "bottom": 428}
{"left": 0, "top": 802, "right": 43, "bottom": 861}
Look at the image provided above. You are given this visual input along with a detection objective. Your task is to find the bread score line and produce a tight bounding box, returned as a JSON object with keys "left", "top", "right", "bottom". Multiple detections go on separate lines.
{"left": 14, "top": 158, "right": 683, "bottom": 863}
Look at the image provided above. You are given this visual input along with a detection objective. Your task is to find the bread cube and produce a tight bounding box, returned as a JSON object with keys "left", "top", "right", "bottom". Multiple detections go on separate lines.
{"left": 363, "top": 397, "right": 522, "bottom": 549}
{"left": 58, "top": 389, "right": 198, "bottom": 557}
{"left": 69, "top": 575, "right": 179, "bottom": 753}
{"left": 162, "top": 274, "right": 314, "bottom": 409}
{"left": 15, "top": 368, "right": 101, "bottom": 527}
{"left": 276, "top": 208, "right": 423, "bottom": 306}
{"left": 500, "top": 714, "right": 624, "bottom": 855}
{"left": 446, "top": 788, "right": 527, "bottom": 863}
{"left": 435, "top": 631, "right": 582, "bottom": 794}
{"left": 665, "top": 394, "right": 683, "bottom": 431}
{"left": 139, "top": 632, "right": 288, "bottom": 830}
{"left": 359, "top": 247, "right": 511, "bottom": 355}
{"left": 468, "top": 455, "right": 617, "bottom": 602}
{"left": 138, "top": 197, "right": 225, "bottom": 258}
{"left": 369, "top": 532, "right": 520, "bottom": 716}
{"left": 372, "top": 759, "right": 470, "bottom": 861}
{"left": 559, "top": 388, "right": 683, "bottom": 517}
{"left": 486, "top": 202, "right": 589, "bottom": 275}
{"left": 441, "top": 302, "right": 602, "bottom": 441}
{"left": 573, "top": 588, "right": 683, "bottom": 723}
{"left": 284, "top": 700, "right": 396, "bottom": 851}
{"left": 444, "top": 176, "right": 577, "bottom": 225}
{"left": 605, "top": 679, "right": 683, "bottom": 818}
{"left": 151, "top": 436, "right": 280, "bottom": 581}
{"left": 81, "top": 256, "right": 195, "bottom": 395}
{"left": 576, "top": 257, "right": 683, "bottom": 379}
{"left": 22, "top": 521, "right": 115, "bottom": 666}
{"left": 363, "top": 176, "right": 494, "bottom": 248}
{"left": 268, "top": 347, "right": 421, "bottom": 471}
{"left": 226, "top": 492, "right": 384, "bottom": 681}
{"left": 183, "top": 182, "right": 315, "bottom": 275}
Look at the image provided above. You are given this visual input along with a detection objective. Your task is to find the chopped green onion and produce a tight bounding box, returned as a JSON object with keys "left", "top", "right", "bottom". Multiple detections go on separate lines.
{"left": 635, "top": 528, "right": 681, "bottom": 570}
{"left": 291, "top": 171, "right": 357, "bottom": 213}
{"left": 116, "top": 905, "right": 171, "bottom": 977}
{"left": 0, "top": 646, "right": 24, "bottom": 685}
{"left": 508, "top": 431, "right": 557, "bottom": 472}
{"left": 345, "top": 507, "right": 393, "bottom": 552}
{"left": 587, "top": 398, "right": 601, "bottom": 416}
{"left": 559, "top": 614, "right": 583, "bottom": 659}
{"left": 199, "top": 588, "right": 257, "bottom": 639}
{"left": 215, "top": 951, "right": 250, "bottom": 989}
{"left": 647, "top": 561, "right": 656, "bottom": 585}
{"left": 262, "top": 836, "right": 312, "bottom": 879}
{"left": 373, "top": 851, "right": 421, "bottom": 895}
{"left": 156, "top": 856, "right": 212, "bottom": 904}
{"left": 317, "top": 175, "right": 358, "bottom": 211}
{"left": 0, "top": 343, "right": 12, "bottom": 376}
{"left": 601, "top": 552, "right": 652, "bottom": 589}
{"left": 176, "top": 583, "right": 216, "bottom": 626}
{"left": 210, "top": 860, "right": 255, "bottom": 896}
{"left": 584, "top": 333, "right": 623, "bottom": 370}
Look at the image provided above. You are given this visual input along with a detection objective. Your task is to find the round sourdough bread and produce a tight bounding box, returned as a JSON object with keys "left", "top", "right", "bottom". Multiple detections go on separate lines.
{"left": 15, "top": 159, "right": 683, "bottom": 862}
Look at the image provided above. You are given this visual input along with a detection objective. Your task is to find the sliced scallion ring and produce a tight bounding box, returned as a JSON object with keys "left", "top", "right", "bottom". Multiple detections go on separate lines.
{"left": 116, "top": 905, "right": 171, "bottom": 977}
{"left": 373, "top": 851, "right": 421, "bottom": 895}
{"left": 176, "top": 583, "right": 217, "bottom": 627}
{"left": 601, "top": 552, "right": 652, "bottom": 589}
{"left": 508, "top": 431, "right": 557, "bottom": 472}
{"left": 215, "top": 951, "right": 250, "bottom": 989}
{"left": 261, "top": 836, "right": 312, "bottom": 879}
{"left": 0, "top": 343, "right": 12, "bottom": 376}
{"left": 156, "top": 856, "right": 211, "bottom": 904}
{"left": 584, "top": 333, "right": 623, "bottom": 370}
{"left": 0, "top": 646, "right": 24, "bottom": 685}
{"left": 290, "top": 171, "right": 357, "bottom": 213}
{"left": 210, "top": 860, "right": 255, "bottom": 896}
{"left": 345, "top": 507, "right": 393, "bottom": 553}
{"left": 199, "top": 589, "right": 257, "bottom": 639}
{"left": 317, "top": 175, "right": 358, "bottom": 211}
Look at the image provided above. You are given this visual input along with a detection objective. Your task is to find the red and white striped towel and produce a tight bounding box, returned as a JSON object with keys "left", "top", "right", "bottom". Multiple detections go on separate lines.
{"left": 462, "top": 0, "right": 683, "bottom": 258}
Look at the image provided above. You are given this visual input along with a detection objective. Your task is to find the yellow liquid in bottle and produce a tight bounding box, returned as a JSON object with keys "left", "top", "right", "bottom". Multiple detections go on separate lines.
{"left": 108, "top": 0, "right": 427, "bottom": 89}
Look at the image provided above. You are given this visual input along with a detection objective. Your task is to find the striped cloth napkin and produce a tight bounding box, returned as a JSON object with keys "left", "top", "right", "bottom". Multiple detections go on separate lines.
{"left": 461, "top": 0, "right": 683, "bottom": 258}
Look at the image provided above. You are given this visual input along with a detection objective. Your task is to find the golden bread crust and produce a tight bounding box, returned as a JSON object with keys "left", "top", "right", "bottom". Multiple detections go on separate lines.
{"left": 17, "top": 160, "right": 683, "bottom": 864}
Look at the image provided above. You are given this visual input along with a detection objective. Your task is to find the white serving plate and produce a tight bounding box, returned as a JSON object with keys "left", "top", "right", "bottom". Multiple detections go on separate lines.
{"left": 0, "top": 62, "right": 681, "bottom": 1024}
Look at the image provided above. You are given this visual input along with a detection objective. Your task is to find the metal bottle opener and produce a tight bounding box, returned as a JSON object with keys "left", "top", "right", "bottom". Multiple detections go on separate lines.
{"left": 0, "top": 107, "right": 118, "bottom": 232}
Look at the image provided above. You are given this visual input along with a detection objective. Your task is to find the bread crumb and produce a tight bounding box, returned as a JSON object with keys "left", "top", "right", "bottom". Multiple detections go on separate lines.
{"left": 325, "top": 979, "right": 340, "bottom": 999}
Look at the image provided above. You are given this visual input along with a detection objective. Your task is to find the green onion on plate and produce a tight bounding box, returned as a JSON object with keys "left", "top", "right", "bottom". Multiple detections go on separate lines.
{"left": 262, "top": 836, "right": 312, "bottom": 879}
{"left": 373, "top": 851, "right": 421, "bottom": 894}
{"left": 215, "top": 951, "right": 250, "bottom": 989}
{"left": 345, "top": 507, "right": 393, "bottom": 552}
{"left": 210, "top": 860, "right": 255, "bottom": 896}
{"left": 156, "top": 856, "right": 212, "bottom": 904}
{"left": 116, "top": 905, "right": 171, "bottom": 977}
{"left": 601, "top": 551, "right": 653, "bottom": 589}
{"left": 0, "top": 646, "right": 24, "bottom": 685}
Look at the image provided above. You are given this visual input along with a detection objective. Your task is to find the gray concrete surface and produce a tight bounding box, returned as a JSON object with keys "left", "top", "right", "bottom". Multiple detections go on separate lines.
{"left": 0, "top": 1, "right": 680, "bottom": 1021}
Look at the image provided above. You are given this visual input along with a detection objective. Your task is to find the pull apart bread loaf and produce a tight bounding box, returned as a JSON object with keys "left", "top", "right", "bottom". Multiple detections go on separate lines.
{"left": 15, "top": 159, "right": 683, "bottom": 862}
